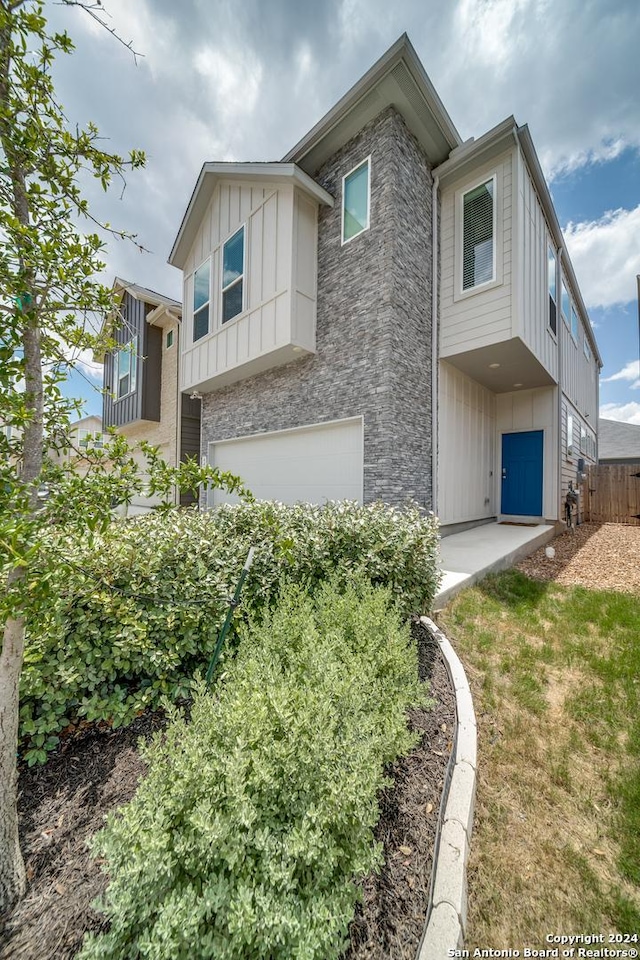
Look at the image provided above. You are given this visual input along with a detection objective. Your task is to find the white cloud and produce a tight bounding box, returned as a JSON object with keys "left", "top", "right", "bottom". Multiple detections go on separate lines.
{"left": 563, "top": 207, "right": 640, "bottom": 309}
{"left": 600, "top": 401, "right": 640, "bottom": 425}
{"left": 602, "top": 360, "right": 640, "bottom": 389}
{"left": 73, "top": 349, "right": 103, "bottom": 383}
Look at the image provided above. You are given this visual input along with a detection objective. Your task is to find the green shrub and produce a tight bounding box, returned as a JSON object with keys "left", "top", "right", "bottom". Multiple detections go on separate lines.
{"left": 21, "top": 500, "right": 439, "bottom": 763}
{"left": 80, "top": 578, "right": 428, "bottom": 960}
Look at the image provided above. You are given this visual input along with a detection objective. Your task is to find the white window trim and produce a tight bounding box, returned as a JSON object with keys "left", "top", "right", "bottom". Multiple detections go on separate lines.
{"left": 193, "top": 257, "right": 211, "bottom": 343}
{"left": 341, "top": 156, "right": 371, "bottom": 246}
{"left": 454, "top": 172, "right": 501, "bottom": 301}
{"left": 566, "top": 412, "right": 574, "bottom": 459}
{"left": 113, "top": 336, "right": 137, "bottom": 402}
{"left": 220, "top": 225, "right": 246, "bottom": 327}
{"left": 560, "top": 280, "right": 571, "bottom": 329}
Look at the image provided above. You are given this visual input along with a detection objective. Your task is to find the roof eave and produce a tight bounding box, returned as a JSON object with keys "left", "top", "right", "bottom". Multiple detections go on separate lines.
{"left": 283, "top": 33, "right": 461, "bottom": 173}
{"left": 168, "top": 162, "right": 334, "bottom": 270}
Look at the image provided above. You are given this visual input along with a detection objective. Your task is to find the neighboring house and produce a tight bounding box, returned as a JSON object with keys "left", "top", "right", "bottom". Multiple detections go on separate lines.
{"left": 598, "top": 418, "right": 640, "bottom": 465}
{"left": 168, "top": 34, "right": 601, "bottom": 532}
{"left": 100, "top": 278, "right": 201, "bottom": 513}
{"left": 47, "top": 414, "right": 103, "bottom": 475}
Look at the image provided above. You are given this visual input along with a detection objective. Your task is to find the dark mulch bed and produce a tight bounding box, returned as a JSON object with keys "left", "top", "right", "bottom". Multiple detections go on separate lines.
{"left": 0, "top": 621, "right": 455, "bottom": 960}
{"left": 345, "top": 620, "right": 456, "bottom": 959}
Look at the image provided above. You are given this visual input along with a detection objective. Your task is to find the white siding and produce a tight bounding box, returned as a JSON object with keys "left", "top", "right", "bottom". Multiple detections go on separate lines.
{"left": 496, "top": 387, "right": 558, "bottom": 520}
{"left": 559, "top": 298, "right": 598, "bottom": 422}
{"left": 438, "top": 361, "right": 496, "bottom": 525}
{"left": 181, "top": 182, "right": 319, "bottom": 393}
{"left": 515, "top": 154, "right": 558, "bottom": 380}
{"left": 440, "top": 150, "right": 513, "bottom": 356}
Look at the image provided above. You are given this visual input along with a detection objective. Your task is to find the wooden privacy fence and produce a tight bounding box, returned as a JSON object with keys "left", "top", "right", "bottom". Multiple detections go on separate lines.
{"left": 581, "top": 464, "right": 640, "bottom": 524}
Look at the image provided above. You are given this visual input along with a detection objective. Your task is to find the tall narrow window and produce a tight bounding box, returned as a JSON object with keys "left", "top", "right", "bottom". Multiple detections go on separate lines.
{"left": 570, "top": 304, "right": 579, "bottom": 342}
{"left": 342, "top": 158, "right": 370, "bottom": 243}
{"left": 547, "top": 244, "right": 557, "bottom": 334}
{"left": 193, "top": 260, "right": 210, "bottom": 341}
{"left": 222, "top": 227, "right": 244, "bottom": 324}
{"left": 462, "top": 178, "right": 495, "bottom": 290}
{"left": 114, "top": 338, "right": 137, "bottom": 399}
{"left": 561, "top": 282, "right": 570, "bottom": 326}
{"left": 567, "top": 413, "right": 574, "bottom": 457}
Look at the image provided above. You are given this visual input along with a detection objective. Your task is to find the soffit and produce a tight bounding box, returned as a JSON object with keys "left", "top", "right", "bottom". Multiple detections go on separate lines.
{"left": 284, "top": 36, "right": 461, "bottom": 175}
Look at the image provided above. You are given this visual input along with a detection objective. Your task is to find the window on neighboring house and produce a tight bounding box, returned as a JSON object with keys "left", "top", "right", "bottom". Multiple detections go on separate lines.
{"left": 166, "top": 329, "right": 174, "bottom": 349}
{"left": 342, "top": 158, "right": 370, "bottom": 244}
{"left": 583, "top": 336, "right": 592, "bottom": 362}
{"left": 193, "top": 260, "right": 210, "bottom": 341}
{"left": 561, "top": 282, "right": 570, "bottom": 326}
{"left": 78, "top": 429, "right": 103, "bottom": 450}
{"left": 462, "top": 177, "right": 495, "bottom": 291}
{"left": 567, "top": 412, "right": 574, "bottom": 457}
{"left": 114, "top": 338, "right": 137, "bottom": 399}
{"left": 548, "top": 244, "right": 557, "bottom": 334}
{"left": 222, "top": 227, "right": 245, "bottom": 324}
{"left": 580, "top": 424, "right": 587, "bottom": 453}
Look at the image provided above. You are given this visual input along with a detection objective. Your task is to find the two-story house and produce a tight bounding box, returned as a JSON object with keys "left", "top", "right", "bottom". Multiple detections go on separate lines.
{"left": 101, "top": 278, "right": 201, "bottom": 512}
{"left": 168, "top": 34, "right": 601, "bottom": 532}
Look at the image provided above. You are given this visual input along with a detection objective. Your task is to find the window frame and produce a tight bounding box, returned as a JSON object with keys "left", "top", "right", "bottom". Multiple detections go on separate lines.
{"left": 166, "top": 329, "right": 174, "bottom": 349}
{"left": 567, "top": 412, "right": 574, "bottom": 458}
{"left": 221, "top": 225, "right": 246, "bottom": 326}
{"left": 193, "top": 257, "right": 211, "bottom": 343}
{"left": 583, "top": 335, "right": 592, "bottom": 362}
{"left": 455, "top": 172, "right": 500, "bottom": 300}
{"left": 561, "top": 281, "right": 571, "bottom": 328}
{"left": 341, "top": 156, "right": 371, "bottom": 246}
{"left": 78, "top": 429, "right": 103, "bottom": 450}
{"left": 113, "top": 336, "right": 137, "bottom": 402}
{"left": 570, "top": 304, "right": 579, "bottom": 343}
{"left": 547, "top": 243, "right": 557, "bottom": 336}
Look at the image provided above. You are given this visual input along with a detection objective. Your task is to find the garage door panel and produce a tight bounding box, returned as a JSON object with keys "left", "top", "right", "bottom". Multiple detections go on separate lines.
{"left": 209, "top": 418, "right": 363, "bottom": 506}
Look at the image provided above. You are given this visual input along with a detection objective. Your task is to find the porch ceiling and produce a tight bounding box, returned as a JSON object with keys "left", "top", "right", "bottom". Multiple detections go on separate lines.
{"left": 441, "top": 338, "right": 556, "bottom": 393}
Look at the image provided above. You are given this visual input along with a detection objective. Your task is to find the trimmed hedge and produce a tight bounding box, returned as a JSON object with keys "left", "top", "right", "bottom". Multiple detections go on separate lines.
{"left": 79, "top": 578, "right": 429, "bottom": 960}
{"left": 21, "top": 500, "right": 440, "bottom": 763}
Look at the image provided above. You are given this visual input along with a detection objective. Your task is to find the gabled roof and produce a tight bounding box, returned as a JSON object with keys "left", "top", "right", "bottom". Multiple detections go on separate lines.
{"left": 283, "top": 33, "right": 462, "bottom": 174}
{"left": 168, "top": 163, "right": 334, "bottom": 270}
{"left": 598, "top": 418, "right": 640, "bottom": 461}
{"left": 113, "top": 277, "right": 181, "bottom": 310}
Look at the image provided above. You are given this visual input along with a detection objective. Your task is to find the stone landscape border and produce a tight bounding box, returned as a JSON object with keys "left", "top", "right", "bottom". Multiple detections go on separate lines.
{"left": 416, "top": 616, "right": 478, "bottom": 959}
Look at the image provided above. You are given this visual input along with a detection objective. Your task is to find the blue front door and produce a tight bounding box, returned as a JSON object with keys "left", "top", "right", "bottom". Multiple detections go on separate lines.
{"left": 501, "top": 431, "right": 543, "bottom": 516}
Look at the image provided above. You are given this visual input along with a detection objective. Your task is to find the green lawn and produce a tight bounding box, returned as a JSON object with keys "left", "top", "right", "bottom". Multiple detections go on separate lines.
{"left": 438, "top": 571, "right": 640, "bottom": 947}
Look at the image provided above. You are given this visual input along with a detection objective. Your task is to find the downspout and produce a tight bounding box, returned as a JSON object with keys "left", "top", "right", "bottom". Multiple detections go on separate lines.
{"left": 431, "top": 174, "right": 440, "bottom": 517}
{"left": 556, "top": 248, "right": 564, "bottom": 522}
{"left": 175, "top": 318, "right": 181, "bottom": 505}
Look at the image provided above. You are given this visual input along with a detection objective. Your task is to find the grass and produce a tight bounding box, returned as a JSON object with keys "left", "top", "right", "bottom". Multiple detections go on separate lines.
{"left": 438, "top": 570, "right": 640, "bottom": 947}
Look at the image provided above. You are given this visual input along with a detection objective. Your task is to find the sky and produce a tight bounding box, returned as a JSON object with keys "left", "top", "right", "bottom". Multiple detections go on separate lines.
{"left": 42, "top": 0, "right": 640, "bottom": 423}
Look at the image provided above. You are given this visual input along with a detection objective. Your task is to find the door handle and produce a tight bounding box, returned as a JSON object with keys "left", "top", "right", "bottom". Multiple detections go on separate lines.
{"left": 502, "top": 468, "right": 507, "bottom": 480}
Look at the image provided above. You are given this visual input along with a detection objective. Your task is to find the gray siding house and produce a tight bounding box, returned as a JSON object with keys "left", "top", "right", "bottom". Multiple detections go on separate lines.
{"left": 100, "top": 279, "right": 201, "bottom": 511}
{"left": 168, "top": 35, "right": 601, "bottom": 531}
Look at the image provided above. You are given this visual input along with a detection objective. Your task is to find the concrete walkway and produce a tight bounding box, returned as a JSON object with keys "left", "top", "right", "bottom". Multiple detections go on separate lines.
{"left": 433, "top": 521, "right": 558, "bottom": 609}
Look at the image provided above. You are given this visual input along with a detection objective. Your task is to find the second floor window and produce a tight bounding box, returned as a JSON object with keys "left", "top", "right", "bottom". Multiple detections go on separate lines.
{"left": 570, "top": 304, "right": 579, "bottom": 343}
{"left": 548, "top": 245, "right": 557, "bottom": 334}
{"left": 194, "top": 260, "right": 210, "bottom": 342}
{"left": 462, "top": 177, "right": 495, "bottom": 290}
{"left": 115, "top": 338, "right": 137, "bottom": 399}
{"left": 222, "top": 227, "right": 244, "bottom": 324}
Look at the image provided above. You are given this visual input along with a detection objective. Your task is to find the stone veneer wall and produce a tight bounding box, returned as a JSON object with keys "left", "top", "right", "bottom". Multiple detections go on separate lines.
{"left": 199, "top": 106, "right": 433, "bottom": 508}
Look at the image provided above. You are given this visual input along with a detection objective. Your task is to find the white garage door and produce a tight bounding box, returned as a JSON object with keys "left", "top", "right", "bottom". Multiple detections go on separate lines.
{"left": 208, "top": 417, "right": 363, "bottom": 506}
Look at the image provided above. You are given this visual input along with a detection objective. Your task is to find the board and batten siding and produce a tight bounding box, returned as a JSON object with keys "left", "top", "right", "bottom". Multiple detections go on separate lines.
{"left": 515, "top": 153, "right": 558, "bottom": 380}
{"left": 181, "top": 181, "right": 318, "bottom": 394}
{"left": 560, "top": 312, "right": 598, "bottom": 423}
{"left": 496, "top": 386, "right": 558, "bottom": 520}
{"left": 438, "top": 361, "right": 496, "bottom": 525}
{"left": 439, "top": 150, "right": 513, "bottom": 357}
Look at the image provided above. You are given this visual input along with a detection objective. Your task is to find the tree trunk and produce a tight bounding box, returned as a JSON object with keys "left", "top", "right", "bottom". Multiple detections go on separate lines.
{"left": 0, "top": 606, "right": 27, "bottom": 913}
